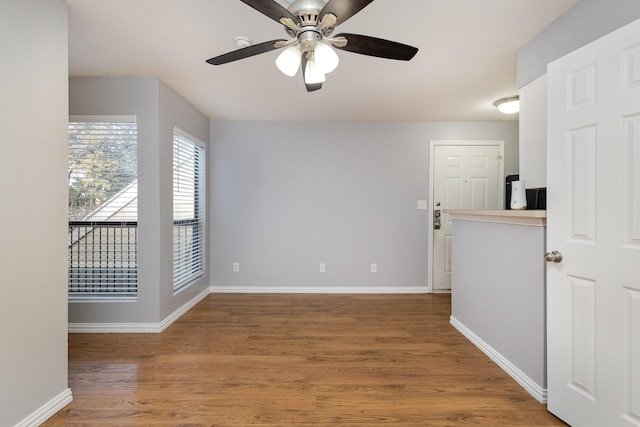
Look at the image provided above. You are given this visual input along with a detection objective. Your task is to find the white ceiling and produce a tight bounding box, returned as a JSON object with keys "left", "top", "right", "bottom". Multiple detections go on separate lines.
{"left": 67, "top": 0, "right": 578, "bottom": 121}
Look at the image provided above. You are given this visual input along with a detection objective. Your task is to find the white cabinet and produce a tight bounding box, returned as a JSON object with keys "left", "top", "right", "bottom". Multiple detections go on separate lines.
{"left": 519, "top": 76, "right": 548, "bottom": 188}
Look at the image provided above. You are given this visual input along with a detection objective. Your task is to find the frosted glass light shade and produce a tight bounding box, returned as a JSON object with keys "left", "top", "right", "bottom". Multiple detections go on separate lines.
{"left": 304, "top": 59, "right": 326, "bottom": 84}
{"left": 493, "top": 96, "right": 520, "bottom": 114}
{"left": 314, "top": 41, "right": 339, "bottom": 74}
{"left": 276, "top": 45, "right": 302, "bottom": 77}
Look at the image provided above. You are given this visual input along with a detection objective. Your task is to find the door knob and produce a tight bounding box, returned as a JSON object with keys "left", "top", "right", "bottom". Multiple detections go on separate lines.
{"left": 544, "top": 251, "right": 563, "bottom": 263}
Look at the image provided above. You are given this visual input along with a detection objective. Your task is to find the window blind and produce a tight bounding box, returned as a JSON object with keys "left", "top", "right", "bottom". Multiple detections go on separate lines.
{"left": 173, "top": 128, "right": 205, "bottom": 291}
{"left": 68, "top": 118, "right": 138, "bottom": 300}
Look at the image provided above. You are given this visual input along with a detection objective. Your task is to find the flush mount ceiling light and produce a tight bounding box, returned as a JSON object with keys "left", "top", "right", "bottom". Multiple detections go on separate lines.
{"left": 206, "top": 0, "right": 419, "bottom": 92}
{"left": 493, "top": 96, "right": 520, "bottom": 114}
{"left": 234, "top": 36, "right": 253, "bottom": 48}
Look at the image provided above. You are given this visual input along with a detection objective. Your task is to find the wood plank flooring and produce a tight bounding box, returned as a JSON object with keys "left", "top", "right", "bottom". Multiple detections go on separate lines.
{"left": 44, "top": 294, "right": 567, "bottom": 426}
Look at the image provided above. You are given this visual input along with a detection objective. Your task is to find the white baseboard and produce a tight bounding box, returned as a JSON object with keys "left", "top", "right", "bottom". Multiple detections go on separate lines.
{"left": 449, "top": 315, "right": 547, "bottom": 403}
{"left": 68, "top": 287, "right": 210, "bottom": 333}
{"left": 157, "top": 287, "right": 210, "bottom": 332}
{"left": 68, "top": 321, "right": 163, "bottom": 333}
{"left": 210, "top": 286, "right": 429, "bottom": 294}
{"left": 15, "top": 388, "right": 72, "bottom": 427}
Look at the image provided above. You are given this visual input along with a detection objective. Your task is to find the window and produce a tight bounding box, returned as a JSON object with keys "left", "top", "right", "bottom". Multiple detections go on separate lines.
{"left": 67, "top": 116, "right": 138, "bottom": 300}
{"left": 173, "top": 128, "right": 205, "bottom": 291}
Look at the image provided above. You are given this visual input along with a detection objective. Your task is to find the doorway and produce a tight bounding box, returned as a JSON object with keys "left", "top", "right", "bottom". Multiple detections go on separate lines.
{"left": 428, "top": 141, "right": 504, "bottom": 291}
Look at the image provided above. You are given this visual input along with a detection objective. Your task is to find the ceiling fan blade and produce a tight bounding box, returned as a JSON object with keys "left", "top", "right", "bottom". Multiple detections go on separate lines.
{"left": 239, "top": 0, "right": 300, "bottom": 25}
{"left": 301, "top": 52, "right": 322, "bottom": 92}
{"left": 333, "top": 33, "right": 419, "bottom": 61}
{"left": 206, "top": 39, "right": 287, "bottom": 65}
{"left": 319, "top": 0, "right": 375, "bottom": 26}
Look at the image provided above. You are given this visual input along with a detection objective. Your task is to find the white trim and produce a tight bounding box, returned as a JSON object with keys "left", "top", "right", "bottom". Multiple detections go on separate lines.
{"left": 173, "top": 125, "right": 206, "bottom": 148}
{"left": 69, "top": 298, "right": 137, "bottom": 304}
{"left": 450, "top": 315, "right": 547, "bottom": 404}
{"left": 15, "top": 388, "right": 72, "bottom": 427}
{"left": 210, "top": 286, "right": 429, "bottom": 294}
{"left": 172, "top": 127, "right": 206, "bottom": 292}
{"left": 68, "top": 322, "right": 163, "bottom": 333}
{"left": 69, "top": 115, "right": 136, "bottom": 123}
{"left": 159, "top": 287, "right": 210, "bottom": 331}
{"left": 428, "top": 140, "right": 505, "bottom": 293}
{"left": 68, "top": 287, "right": 210, "bottom": 333}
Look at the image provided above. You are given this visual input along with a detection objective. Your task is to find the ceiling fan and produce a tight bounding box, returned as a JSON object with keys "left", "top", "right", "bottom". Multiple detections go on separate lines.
{"left": 206, "top": 0, "right": 419, "bottom": 92}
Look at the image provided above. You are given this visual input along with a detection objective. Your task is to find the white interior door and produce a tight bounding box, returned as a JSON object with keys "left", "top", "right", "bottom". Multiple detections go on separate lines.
{"left": 431, "top": 143, "right": 502, "bottom": 291}
{"left": 547, "top": 18, "right": 640, "bottom": 427}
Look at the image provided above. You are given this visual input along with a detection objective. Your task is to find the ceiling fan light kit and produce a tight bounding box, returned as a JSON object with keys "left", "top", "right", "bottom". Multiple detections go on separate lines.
{"left": 275, "top": 45, "right": 302, "bottom": 76}
{"left": 313, "top": 41, "right": 339, "bottom": 73}
{"left": 493, "top": 95, "right": 520, "bottom": 114}
{"left": 206, "top": 0, "right": 419, "bottom": 92}
{"left": 303, "top": 51, "right": 326, "bottom": 84}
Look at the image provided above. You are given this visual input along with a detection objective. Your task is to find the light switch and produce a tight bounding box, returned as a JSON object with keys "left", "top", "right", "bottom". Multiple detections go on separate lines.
{"left": 417, "top": 200, "right": 428, "bottom": 210}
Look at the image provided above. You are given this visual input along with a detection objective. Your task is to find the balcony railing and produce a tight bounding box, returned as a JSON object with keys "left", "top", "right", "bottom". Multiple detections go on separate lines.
{"left": 68, "top": 221, "right": 137, "bottom": 300}
{"left": 173, "top": 219, "right": 204, "bottom": 290}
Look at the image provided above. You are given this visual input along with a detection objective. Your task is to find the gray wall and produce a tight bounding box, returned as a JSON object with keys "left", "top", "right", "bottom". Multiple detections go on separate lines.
{"left": 158, "top": 81, "right": 211, "bottom": 319}
{"left": 69, "top": 77, "right": 210, "bottom": 324}
{"left": 518, "top": 0, "right": 640, "bottom": 88}
{"left": 211, "top": 120, "right": 518, "bottom": 292}
{"left": 451, "top": 218, "right": 547, "bottom": 396}
{"left": 0, "top": 0, "right": 70, "bottom": 424}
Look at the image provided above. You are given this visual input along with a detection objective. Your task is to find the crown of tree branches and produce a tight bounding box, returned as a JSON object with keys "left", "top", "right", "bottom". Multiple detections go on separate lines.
{"left": 68, "top": 122, "right": 137, "bottom": 220}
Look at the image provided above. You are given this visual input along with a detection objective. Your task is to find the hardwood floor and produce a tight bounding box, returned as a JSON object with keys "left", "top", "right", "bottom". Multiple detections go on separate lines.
{"left": 44, "top": 294, "right": 567, "bottom": 426}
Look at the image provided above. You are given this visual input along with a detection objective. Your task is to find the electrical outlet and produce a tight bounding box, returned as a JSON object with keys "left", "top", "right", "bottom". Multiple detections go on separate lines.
{"left": 417, "top": 200, "right": 428, "bottom": 210}
{"left": 233, "top": 262, "right": 240, "bottom": 273}
{"left": 319, "top": 263, "right": 326, "bottom": 273}
{"left": 371, "top": 263, "right": 378, "bottom": 273}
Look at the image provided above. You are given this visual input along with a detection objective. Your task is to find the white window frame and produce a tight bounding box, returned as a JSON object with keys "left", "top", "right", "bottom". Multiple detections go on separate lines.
{"left": 67, "top": 115, "right": 138, "bottom": 302}
{"left": 172, "top": 127, "right": 206, "bottom": 292}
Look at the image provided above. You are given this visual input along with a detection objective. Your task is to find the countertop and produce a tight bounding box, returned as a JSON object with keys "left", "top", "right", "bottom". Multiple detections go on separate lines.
{"left": 444, "top": 209, "right": 546, "bottom": 226}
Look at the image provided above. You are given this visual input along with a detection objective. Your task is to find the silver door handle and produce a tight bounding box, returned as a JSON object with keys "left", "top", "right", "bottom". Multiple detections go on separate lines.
{"left": 434, "top": 210, "right": 441, "bottom": 230}
{"left": 544, "top": 251, "right": 563, "bottom": 263}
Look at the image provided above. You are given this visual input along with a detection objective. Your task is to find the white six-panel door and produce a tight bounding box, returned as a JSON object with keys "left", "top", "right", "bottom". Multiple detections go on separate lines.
{"left": 431, "top": 143, "right": 502, "bottom": 291}
{"left": 547, "top": 18, "right": 640, "bottom": 427}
